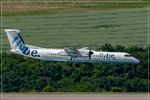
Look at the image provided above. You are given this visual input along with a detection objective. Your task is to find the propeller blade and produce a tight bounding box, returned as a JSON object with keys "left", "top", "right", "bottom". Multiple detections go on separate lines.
{"left": 88, "top": 49, "right": 93, "bottom": 59}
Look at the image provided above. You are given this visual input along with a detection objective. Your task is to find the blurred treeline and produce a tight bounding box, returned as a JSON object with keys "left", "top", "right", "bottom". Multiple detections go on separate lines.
{"left": 1, "top": 44, "right": 149, "bottom": 92}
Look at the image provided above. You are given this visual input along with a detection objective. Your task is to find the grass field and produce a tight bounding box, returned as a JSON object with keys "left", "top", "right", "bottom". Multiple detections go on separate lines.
{"left": 1, "top": 1, "right": 148, "bottom": 51}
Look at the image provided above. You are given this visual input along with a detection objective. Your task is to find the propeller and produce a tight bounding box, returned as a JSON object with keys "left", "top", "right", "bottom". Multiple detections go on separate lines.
{"left": 88, "top": 49, "right": 93, "bottom": 59}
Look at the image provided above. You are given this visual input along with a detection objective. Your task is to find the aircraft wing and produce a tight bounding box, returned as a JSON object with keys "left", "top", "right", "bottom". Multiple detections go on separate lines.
{"left": 79, "top": 47, "right": 90, "bottom": 50}
{"left": 64, "top": 48, "right": 82, "bottom": 56}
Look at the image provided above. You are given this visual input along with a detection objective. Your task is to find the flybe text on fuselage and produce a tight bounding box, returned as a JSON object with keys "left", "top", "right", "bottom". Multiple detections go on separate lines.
{"left": 12, "top": 34, "right": 39, "bottom": 57}
{"left": 97, "top": 53, "right": 116, "bottom": 60}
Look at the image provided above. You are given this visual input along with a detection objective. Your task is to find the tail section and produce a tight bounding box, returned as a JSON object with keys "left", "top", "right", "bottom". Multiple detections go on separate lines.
{"left": 5, "top": 29, "right": 41, "bottom": 58}
{"left": 5, "top": 29, "right": 29, "bottom": 54}
{"left": 5, "top": 29, "right": 22, "bottom": 49}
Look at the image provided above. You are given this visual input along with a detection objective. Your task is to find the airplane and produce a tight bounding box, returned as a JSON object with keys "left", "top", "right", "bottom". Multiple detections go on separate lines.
{"left": 5, "top": 29, "right": 140, "bottom": 64}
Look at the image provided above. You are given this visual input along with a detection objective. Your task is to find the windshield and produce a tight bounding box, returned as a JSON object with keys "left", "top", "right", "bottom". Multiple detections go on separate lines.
{"left": 124, "top": 54, "right": 132, "bottom": 57}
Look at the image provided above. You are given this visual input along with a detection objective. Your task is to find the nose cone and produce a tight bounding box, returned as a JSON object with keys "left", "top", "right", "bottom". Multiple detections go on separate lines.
{"left": 133, "top": 58, "right": 140, "bottom": 64}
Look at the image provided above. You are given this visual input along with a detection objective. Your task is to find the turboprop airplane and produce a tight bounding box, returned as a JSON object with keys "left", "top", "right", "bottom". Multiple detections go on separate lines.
{"left": 5, "top": 29, "right": 140, "bottom": 64}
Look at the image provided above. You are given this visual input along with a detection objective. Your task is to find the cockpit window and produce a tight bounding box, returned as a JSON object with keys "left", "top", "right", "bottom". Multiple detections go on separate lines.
{"left": 124, "top": 54, "right": 132, "bottom": 57}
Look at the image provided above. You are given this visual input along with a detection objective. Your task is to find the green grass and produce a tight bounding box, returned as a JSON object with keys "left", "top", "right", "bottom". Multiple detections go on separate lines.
{"left": 2, "top": 1, "right": 148, "bottom": 16}
{"left": 1, "top": 8, "right": 148, "bottom": 51}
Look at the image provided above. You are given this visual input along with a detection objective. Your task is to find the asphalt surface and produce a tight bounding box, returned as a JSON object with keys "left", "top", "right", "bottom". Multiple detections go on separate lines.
{"left": 1, "top": 93, "right": 149, "bottom": 100}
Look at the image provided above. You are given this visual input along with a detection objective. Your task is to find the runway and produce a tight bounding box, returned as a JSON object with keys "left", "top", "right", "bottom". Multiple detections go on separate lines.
{"left": 1, "top": 93, "right": 149, "bottom": 100}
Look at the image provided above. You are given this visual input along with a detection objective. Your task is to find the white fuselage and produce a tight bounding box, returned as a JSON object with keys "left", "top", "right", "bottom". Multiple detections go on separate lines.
{"left": 11, "top": 48, "right": 140, "bottom": 64}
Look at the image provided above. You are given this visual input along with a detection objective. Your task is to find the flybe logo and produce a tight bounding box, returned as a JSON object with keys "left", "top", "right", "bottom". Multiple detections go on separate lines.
{"left": 12, "top": 34, "right": 40, "bottom": 57}
{"left": 99, "top": 53, "right": 116, "bottom": 60}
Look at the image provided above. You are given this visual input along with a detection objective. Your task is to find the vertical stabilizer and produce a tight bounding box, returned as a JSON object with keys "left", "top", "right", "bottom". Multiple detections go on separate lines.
{"left": 4, "top": 29, "right": 25, "bottom": 50}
